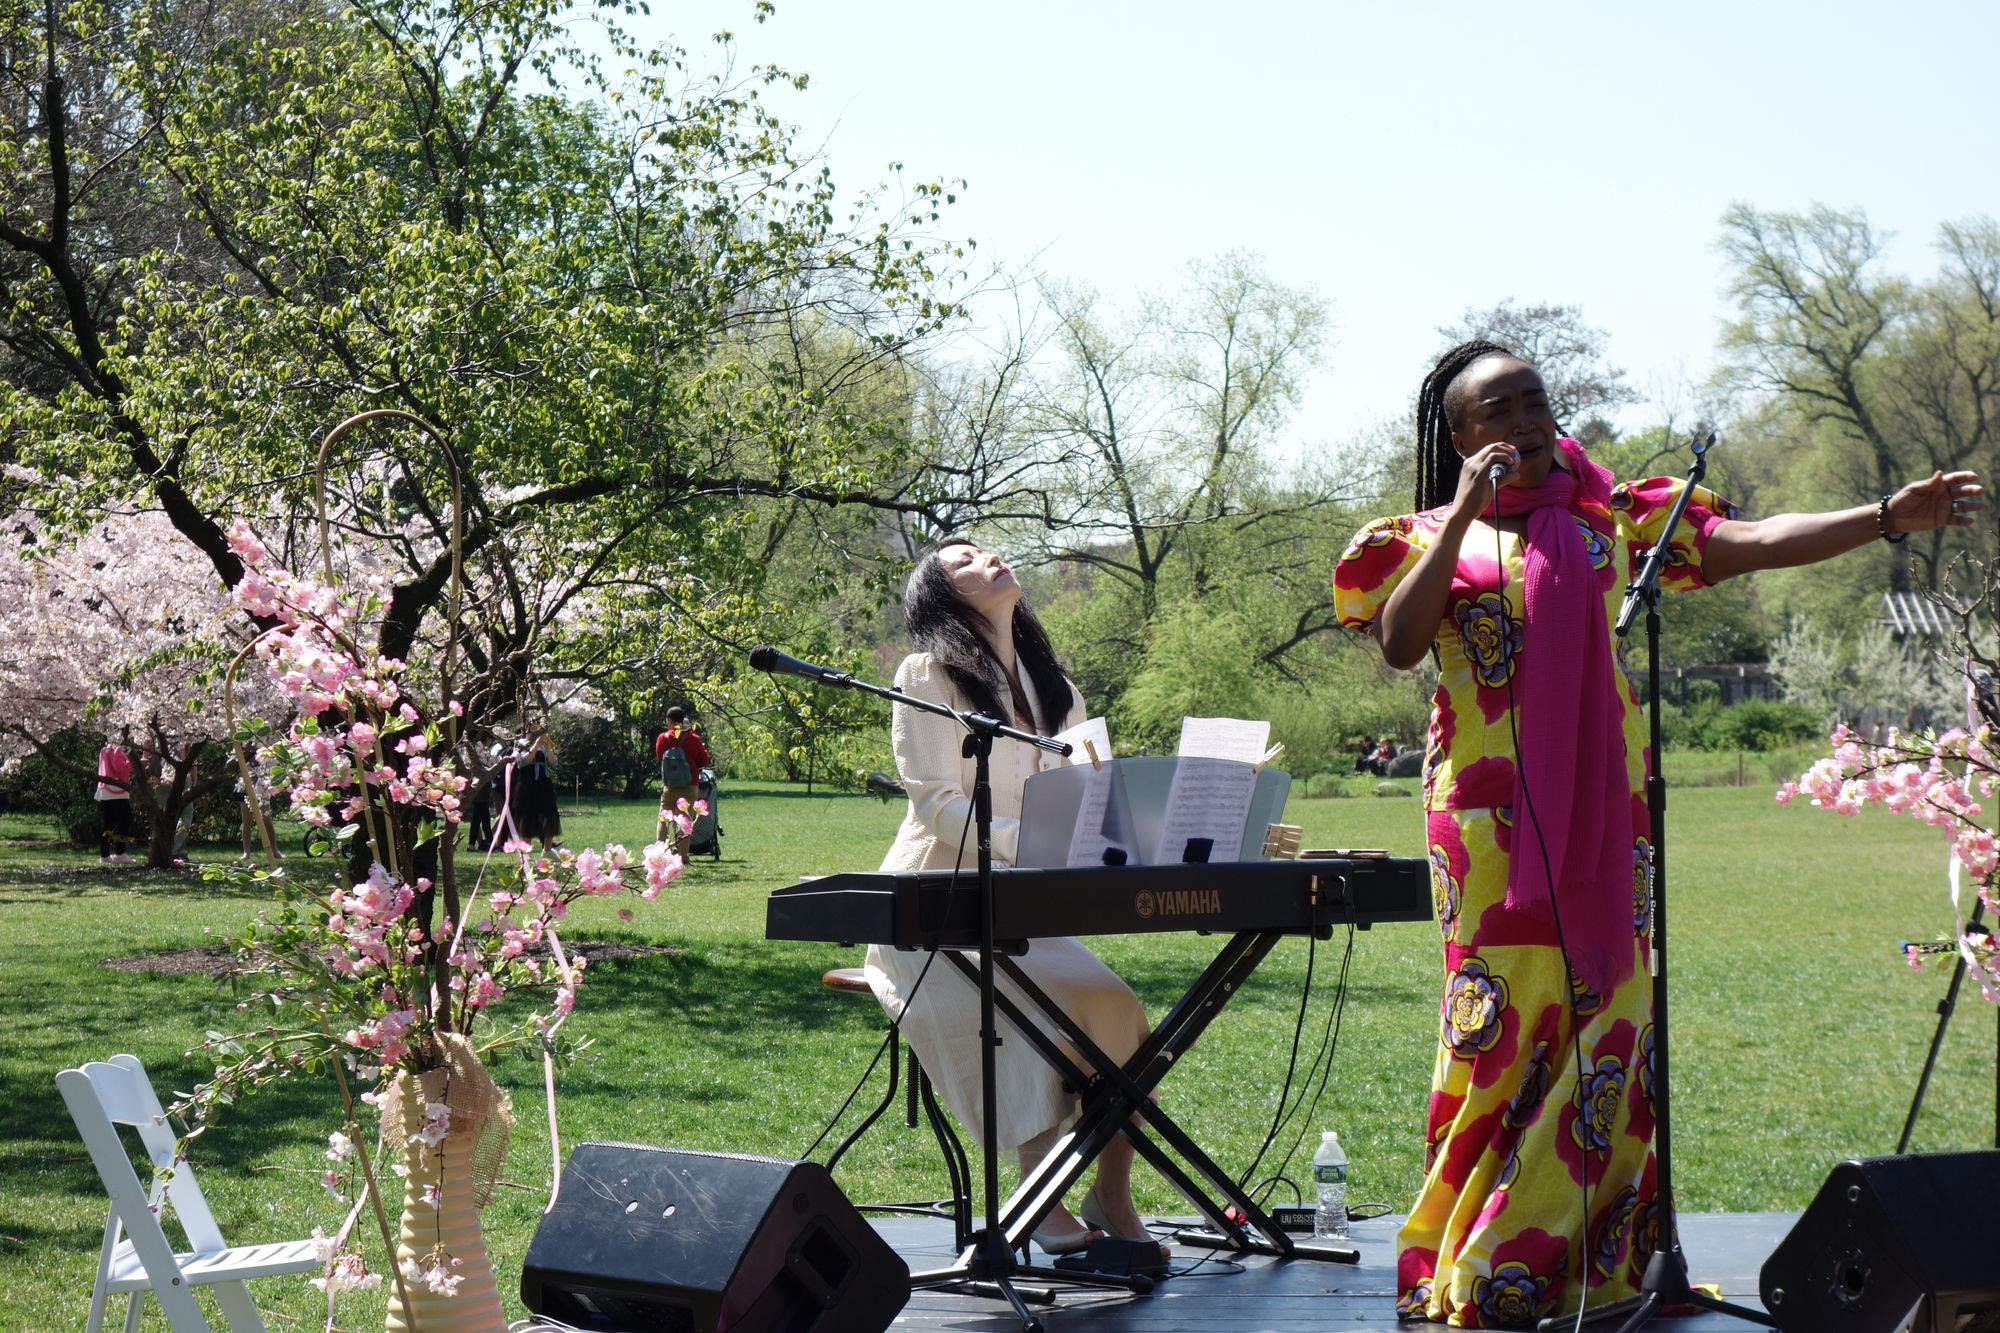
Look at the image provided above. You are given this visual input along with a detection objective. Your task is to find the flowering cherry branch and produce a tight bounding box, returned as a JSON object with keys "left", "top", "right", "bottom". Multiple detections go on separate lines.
{"left": 1779, "top": 722, "right": 2000, "bottom": 1000}
{"left": 179, "top": 513, "right": 694, "bottom": 1318}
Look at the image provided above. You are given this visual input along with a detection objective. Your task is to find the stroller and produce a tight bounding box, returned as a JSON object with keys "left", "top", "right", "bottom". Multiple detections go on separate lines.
{"left": 686, "top": 768, "right": 721, "bottom": 860}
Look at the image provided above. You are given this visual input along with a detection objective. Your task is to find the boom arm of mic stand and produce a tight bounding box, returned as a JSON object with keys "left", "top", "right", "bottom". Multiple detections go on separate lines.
{"left": 798, "top": 670, "right": 1073, "bottom": 757}
{"left": 1615, "top": 433, "right": 1713, "bottom": 639}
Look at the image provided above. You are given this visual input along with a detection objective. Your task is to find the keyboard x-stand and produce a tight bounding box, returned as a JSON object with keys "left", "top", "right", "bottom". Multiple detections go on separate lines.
{"left": 750, "top": 646, "right": 1144, "bottom": 1330}
{"left": 940, "top": 914, "right": 1356, "bottom": 1269}
{"left": 769, "top": 859, "right": 1432, "bottom": 1328}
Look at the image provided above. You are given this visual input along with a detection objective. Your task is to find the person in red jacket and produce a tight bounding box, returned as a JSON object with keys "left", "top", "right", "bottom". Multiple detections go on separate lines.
{"left": 654, "top": 706, "right": 709, "bottom": 853}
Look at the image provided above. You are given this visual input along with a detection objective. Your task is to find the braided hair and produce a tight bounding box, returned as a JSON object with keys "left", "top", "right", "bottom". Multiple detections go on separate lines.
{"left": 903, "top": 538, "right": 1071, "bottom": 736}
{"left": 1413, "top": 339, "right": 1521, "bottom": 512}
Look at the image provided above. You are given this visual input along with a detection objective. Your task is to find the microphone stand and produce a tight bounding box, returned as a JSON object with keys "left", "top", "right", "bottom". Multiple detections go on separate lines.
{"left": 757, "top": 653, "right": 1147, "bottom": 1331}
{"left": 1554, "top": 436, "right": 1774, "bottom": 1331}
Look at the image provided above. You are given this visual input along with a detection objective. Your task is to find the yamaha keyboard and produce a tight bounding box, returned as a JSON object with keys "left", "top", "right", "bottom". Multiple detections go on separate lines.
{"left": 765, "top": 857, "right": 1429, "bottom": 949}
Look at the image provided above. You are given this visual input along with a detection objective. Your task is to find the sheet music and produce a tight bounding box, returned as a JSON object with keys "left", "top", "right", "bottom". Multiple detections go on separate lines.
{"left": 1054, "top": 716, "right": 1112, "bottom": 766}
{"left": 1177, "top": 716, "right": 1271, "bottom": 765}
{"left": 1063, "top": 763, "right": 1122, "bottom": 867}
{"left": 1155, "top": 756, "right": 1259, "bottom": 865}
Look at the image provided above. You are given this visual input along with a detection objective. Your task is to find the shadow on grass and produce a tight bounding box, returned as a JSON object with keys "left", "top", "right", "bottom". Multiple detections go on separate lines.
{"left": 0, "top": 862, "right": 344, "bottom": 903}
{"left": 551, "top": 939, "right": 880, "bottom": 1073}
{"left": 726, "top": 788, "right": 882, "bottom": 803}
{"left": 12, "top": 1010, "right": 353, "bottom": 1227}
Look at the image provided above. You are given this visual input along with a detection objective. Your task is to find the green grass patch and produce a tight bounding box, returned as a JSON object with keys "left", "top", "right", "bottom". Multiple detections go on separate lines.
{"left": 3, "top": 779, "right": 1994, "bottom": 1328}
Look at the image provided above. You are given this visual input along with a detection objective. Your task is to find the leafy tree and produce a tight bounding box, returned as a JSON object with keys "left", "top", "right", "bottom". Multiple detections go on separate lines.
{"left": 1719, "top": 203, "right": 2000, "bottom": 592}
{"left": 1438, "top": 300, "right": 1639, "bottom": 441}
{"left": 1023, "top": 253, "right": 1347, "bottom": 620}
{"left": 1, "top": 0, "right": 1070, "bottom": 825}
{"left": 1767, "top": 620, "right": 1959, "bottom": 729}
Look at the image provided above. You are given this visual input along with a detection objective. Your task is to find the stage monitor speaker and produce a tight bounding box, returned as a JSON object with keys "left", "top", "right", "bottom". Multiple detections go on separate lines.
{"left": 1759, "top": 1149, "right": 2000, "bottom": 1332}
{"left": 520, "top": 1142, "right": 910, "bottom": 1333}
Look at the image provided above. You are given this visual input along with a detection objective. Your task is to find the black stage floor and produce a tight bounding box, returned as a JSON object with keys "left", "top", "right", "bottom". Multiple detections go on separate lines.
{"left": 874, "top": 1210, "right": 1790, "bottom": 1331}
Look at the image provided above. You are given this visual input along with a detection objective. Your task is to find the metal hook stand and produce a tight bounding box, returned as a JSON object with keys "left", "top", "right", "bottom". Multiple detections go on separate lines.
{"left": 1897, "top": 896, "right": 2000, "bottom": 1154}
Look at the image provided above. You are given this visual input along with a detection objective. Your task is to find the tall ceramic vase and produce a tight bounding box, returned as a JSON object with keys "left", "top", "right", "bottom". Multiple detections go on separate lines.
{"left": 381, "top": 1067, "right": 507, "bottom": 1333}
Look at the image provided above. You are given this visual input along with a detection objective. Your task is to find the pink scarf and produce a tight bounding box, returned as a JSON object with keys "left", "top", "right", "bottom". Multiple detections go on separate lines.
{"left": 1493, "top": 438, "right": 1634, "bottom": 995}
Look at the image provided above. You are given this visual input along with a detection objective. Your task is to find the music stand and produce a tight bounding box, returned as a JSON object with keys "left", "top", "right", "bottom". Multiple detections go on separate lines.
{"left": 753, "top": 649, "right": 1150, "bottom": 1331}
{"left": 1551, "top": 437, "right": 1773, "bottom": 1330}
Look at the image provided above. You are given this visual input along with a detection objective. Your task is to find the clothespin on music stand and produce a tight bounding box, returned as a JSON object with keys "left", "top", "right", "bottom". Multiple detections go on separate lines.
{"left": 1082, "top": 738, "right": 1104, "bottom": 771}
{"left": 1261, "top": 823, "right": 1303, "bottom": 859}
{"left": 1254, "top": 742, "right": 1285, "bottom": 772}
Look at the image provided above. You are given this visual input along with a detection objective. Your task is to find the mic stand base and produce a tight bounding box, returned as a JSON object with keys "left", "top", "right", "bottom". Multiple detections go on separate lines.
{"left": 912, "top": 1228, "right": 1158, "bottom": 1333}
{"left": 1537, "top": 1247, "right": 1774, "bottom": 1332}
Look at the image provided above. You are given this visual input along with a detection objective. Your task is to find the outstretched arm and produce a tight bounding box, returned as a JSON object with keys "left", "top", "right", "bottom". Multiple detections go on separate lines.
{"left": 1703, "top": 470, "right": 1984, "bottom": 583}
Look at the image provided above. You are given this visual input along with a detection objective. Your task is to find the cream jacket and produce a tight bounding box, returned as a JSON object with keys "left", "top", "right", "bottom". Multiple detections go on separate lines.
{"left": 878, "top": 651, "right": 1083, "bottom": 873}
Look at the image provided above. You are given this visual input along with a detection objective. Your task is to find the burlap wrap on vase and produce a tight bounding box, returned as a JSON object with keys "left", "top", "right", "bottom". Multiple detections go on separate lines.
{"left": 379, "top": 1036, "right": 511, "bottom": 1333}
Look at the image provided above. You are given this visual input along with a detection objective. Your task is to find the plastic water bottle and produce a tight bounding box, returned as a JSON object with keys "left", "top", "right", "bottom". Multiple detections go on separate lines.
{"left": 1312, "top": 1130, "right": 1349, "bottom": 1239}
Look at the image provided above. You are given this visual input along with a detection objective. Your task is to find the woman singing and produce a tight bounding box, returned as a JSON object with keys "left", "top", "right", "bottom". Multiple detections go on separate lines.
{"left": 866, "top": 537, "right": 1160, "bottom": 1257}
{"left": 1334, "top": 340, "right": 1981, "bottom": 1327}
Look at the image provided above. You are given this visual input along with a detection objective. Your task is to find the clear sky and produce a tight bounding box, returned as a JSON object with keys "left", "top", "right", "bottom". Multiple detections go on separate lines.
{"left": 633, "top": 1, "right": 2000, "bottom": 452}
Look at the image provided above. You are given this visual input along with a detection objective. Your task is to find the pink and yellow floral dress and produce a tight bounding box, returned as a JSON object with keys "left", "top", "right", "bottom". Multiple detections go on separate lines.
{"left": 1332, "top": 476, "right": 1734, "bottom": 1328}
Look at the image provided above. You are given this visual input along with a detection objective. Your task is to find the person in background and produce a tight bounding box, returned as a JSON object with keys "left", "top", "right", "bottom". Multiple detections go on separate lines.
{"left": 509, "top": 730, "right": 562, "bottom": 854}
{"left": 1334, "top": 338, "right": 1983, "bottom": 1326}
{"left": 460, "top": 739, "right": 504, "bottom": 854}
{"left": 867, "top": 537, "right": 1163, "bottom": 1261}
{"left": 96, "top": 728, "right": 135, "bottom": 864}
{"left": 654, "top": 705, "right": 710, "bottom": 854}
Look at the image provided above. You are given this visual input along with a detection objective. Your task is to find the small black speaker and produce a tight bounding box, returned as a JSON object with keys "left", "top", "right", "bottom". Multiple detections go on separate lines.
{"left": 521, "top": 1142, "right": 910, "bottom": 1333}
{"left": 1760, "top": 1150, "right": 2000, "bottom": 1332}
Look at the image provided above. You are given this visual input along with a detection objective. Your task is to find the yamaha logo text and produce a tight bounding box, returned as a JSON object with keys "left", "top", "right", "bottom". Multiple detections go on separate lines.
{"left": 1135, "top": 888, "right": 1222, "bottom": 918}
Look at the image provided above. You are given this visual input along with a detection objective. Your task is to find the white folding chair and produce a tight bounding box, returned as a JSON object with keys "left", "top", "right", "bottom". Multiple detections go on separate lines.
{"left": 57, "top": 1054, "right": 321, "bottom": 1333}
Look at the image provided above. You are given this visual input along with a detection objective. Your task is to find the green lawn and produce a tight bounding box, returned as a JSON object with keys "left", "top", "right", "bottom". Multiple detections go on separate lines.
{"left": 4, "top": 780, "right": 1995, "bottom": 1330}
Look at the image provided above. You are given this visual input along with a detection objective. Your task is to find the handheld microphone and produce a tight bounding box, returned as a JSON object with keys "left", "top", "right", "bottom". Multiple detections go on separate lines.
{"left": 748, "top": 645, "right": 850, "bottom": 685}
{"left": 1487, "top": 460, "right": 1510, "bottom": 487}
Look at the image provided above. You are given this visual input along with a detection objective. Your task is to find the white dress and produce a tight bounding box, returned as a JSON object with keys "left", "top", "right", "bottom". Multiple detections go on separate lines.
{"left": 865, "top": 652, "right": 1150, "bottom": 1150}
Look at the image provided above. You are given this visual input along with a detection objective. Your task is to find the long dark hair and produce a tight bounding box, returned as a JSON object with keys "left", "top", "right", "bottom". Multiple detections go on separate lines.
{"left": 1414, "top": 338, "right": 1519, "bottom": 511}
{"left": 903, "top": 538, "right": 1070, "bottom": 736}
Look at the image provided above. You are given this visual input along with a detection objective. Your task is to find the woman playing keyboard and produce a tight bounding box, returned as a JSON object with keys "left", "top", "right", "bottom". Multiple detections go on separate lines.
{"left": 866, "top": 536, "right": 1161, "bottom": 1259}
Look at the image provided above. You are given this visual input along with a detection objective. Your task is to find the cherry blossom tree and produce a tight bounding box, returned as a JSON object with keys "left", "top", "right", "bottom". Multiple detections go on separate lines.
{"left": 0, "top": 490, "right": 273, "bottom": 864}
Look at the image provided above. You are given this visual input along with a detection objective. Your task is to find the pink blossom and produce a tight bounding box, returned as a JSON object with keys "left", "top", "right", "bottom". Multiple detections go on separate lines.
{"left": 310, "top": 1249, "right": 381, "bottom": 1296}
{"left": 1958, "top": 828, "right": 1999, "bottom": 877}
{"left": 401, "top": 1254, "right": 463, "bottom": 1297}
{"left": 225, "top": 517, "right": 267, "bottom": 565}
{"left": 414, "top": 1102, "right": 451, "bottom": 1147}
{"left": 642, "top": 841, "right": 684, "bottom": 894}
{"left": 234, "top": 571, "right": 284, "bottom": 616}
